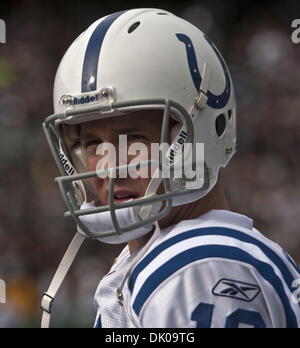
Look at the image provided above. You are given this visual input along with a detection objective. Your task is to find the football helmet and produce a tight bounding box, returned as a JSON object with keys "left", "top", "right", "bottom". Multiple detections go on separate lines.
{"left": 43, "top": 8, "right": 237, "bottom": 243}
{"left": 41, "top": 7, "right": 237, "bottom": 328}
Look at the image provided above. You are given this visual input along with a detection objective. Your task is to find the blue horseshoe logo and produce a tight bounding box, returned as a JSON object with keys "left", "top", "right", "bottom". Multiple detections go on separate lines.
{"left": 176, "top": 33, "right": 231, "bottom": 109}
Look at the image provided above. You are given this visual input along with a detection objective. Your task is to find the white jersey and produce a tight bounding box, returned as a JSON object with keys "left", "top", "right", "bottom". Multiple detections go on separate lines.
{"left": 94, "top": 210, "right": 300, "bottom": 328}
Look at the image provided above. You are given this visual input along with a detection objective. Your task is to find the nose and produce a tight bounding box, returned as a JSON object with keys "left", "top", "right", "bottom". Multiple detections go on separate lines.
{"left": 95, "top": 145, "right": 118, "bottom": 178}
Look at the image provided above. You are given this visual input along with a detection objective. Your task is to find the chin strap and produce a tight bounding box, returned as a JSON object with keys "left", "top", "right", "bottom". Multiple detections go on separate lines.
{"left": 41, "top": 232, "right": 86, "bottom": 328}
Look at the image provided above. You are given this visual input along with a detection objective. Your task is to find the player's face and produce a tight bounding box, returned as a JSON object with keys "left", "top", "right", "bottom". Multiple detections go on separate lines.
{"left": 79, "top": 110, "right": 168, "bottom": 206}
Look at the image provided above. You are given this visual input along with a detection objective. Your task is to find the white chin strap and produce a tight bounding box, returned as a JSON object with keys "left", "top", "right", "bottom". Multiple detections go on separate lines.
{"left": 79, "top": 201, "right": 155, "bottom": 244}
{"left": 41, "top": 232, "right": 85, "bottom": 328}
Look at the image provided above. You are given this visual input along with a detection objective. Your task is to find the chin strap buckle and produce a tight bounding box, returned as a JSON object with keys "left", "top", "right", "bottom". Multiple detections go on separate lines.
{"left": 41, "top": 293, "right": 54, "bottom": 314}
{"left": 194, "top": 63, "right": 212, "bottom": 110}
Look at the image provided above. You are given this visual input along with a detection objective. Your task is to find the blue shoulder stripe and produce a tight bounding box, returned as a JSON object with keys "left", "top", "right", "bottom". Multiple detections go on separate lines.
{"left": 132, "top": 244, "right": 298, "bottom": 327}
{"left": 81, "top": 10, "right": 127, "bottom": 93}
{"left": 129, "top": 227, "right": 297, "bottom": 296}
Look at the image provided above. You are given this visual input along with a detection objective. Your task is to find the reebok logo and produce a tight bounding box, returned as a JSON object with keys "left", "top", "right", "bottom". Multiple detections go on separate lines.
{"left": 212, "top": 278, "right": 261, "bottom": 302}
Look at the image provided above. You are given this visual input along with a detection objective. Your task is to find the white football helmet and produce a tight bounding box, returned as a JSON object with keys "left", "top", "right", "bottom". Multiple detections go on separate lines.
{"left": 43, "top": 8, "right": 237, "bottom": 243}
{"left": 41, "top": 7, "right": 237, "bottom": 328}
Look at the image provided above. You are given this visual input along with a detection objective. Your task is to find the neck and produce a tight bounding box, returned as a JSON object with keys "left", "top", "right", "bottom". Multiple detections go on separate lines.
{"left": 128, "top": 181, "right": 229, "bottom": 254}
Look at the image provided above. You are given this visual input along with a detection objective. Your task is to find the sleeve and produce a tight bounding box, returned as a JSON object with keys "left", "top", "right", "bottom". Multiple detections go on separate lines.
{"left": 130, "top": 258, "right": 297, "bottom": 328}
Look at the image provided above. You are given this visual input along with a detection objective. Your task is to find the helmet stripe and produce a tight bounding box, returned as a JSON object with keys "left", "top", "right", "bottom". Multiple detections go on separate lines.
{"left": 81, "top": 10, "right": 127, "bottom": 93}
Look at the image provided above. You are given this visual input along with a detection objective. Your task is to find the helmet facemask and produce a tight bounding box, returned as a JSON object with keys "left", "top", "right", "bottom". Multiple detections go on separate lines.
{"left": 43, "top": 97, "right": 214, "bottom": 242}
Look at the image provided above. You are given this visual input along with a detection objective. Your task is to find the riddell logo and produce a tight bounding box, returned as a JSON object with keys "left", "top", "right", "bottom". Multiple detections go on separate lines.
{"left": 73, "top": 93, "right": 100, "bottom": 105}
{"left": 168, "top": 130, "right": 188, "bottom": 164}
{"left": 59, "top": 152, "right": 75, "bottom": 175}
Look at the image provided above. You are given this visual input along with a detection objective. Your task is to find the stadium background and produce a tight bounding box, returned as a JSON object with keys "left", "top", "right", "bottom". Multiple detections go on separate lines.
{"left": 0, "top": 0, "right": 299, "bottom": 327}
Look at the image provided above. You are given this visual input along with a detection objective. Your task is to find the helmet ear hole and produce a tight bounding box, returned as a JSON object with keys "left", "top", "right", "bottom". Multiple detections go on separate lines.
{"left": 215, "top": 114, "right": 226, "bottom": 138}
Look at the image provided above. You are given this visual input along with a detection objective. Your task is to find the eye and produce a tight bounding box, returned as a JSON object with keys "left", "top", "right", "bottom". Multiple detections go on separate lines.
{"left": 71, "top": 140, "right": 80, "bottom": 149}
{"left": 85, "top": 139, "right": 102, "bottom": 148}
{"left": 127, "top": 134, "right": 148, "bottom": 142}
{"left": 84, "top": 139, "right": 103, "bottom": 157}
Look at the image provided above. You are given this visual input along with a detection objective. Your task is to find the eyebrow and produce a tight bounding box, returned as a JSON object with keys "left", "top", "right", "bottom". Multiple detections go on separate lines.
{"left": 79, "top": 127, "right": 145, "bottom": 140}
{"left": 118, "top": 127, "right": 144, "bottom": 134}
{"left": 79, "top": 129, "right": 95, "bottom": 141}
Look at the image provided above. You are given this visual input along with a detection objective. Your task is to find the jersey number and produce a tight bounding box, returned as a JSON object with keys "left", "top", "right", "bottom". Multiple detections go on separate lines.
{"left": 191, "top": 303, "right": 266, "bottom": 328}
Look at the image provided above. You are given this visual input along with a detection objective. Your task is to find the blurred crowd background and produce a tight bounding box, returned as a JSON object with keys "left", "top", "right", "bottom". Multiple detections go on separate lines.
{"left": 0, "top": 0, "right": 299, "bottom": 327}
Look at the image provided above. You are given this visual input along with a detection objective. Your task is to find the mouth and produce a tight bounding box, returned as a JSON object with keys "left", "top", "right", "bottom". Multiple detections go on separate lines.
{"left": 112, "top": 190, "right": 139, "bottom": 204}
